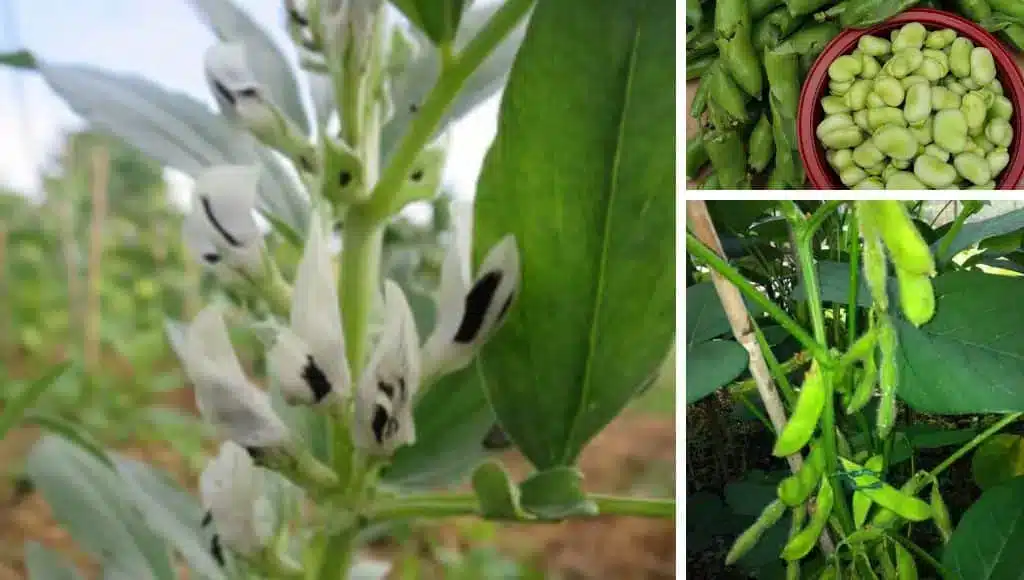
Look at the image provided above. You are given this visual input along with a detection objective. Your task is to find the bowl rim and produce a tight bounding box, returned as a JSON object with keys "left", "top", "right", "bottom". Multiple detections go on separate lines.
{"left": 797, "top": 8, "right": 1024, "bottom": 190}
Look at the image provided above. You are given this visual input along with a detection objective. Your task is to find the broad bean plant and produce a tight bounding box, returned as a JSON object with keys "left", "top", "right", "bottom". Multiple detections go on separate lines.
{"left": 8, "top": 0, "right": 675, "bottom": 578}
{"left": 688, "top": 201, "right": 1024, "bottom": 579}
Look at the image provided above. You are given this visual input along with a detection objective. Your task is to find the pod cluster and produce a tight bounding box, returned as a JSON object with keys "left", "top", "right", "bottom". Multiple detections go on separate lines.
{"left": 817, "top": 23, "right": 1014, "bottom": 190}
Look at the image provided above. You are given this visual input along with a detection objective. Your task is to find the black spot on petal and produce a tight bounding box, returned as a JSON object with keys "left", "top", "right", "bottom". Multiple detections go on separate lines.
{"left": 410, "top": 103, "right": 419, "bottom": 113}
{"left": 212, "top": 80, "right": 236, "bottom": 106}
{"left": 203, "top": 252, "right": 221, "bottom": 264}
{"left": 398, "top": 377, "right": 407, "bottom": 403}
{"left": 372, "top": 405, "right": 390, "bottom": 444}
{"left": 339, "top": 170, "right": 353, "bottom": 188}
{"left": 410, "top": 169, "right": 424, "bottom": 182}
{"left": 302, "top": 355, "right": 332, "bottom": 402}
{"left": 299, "top": 155, "right": 314, "bottom": 173}
{"left": 454, "top": 271, "right": 501, "bottom": 344}
{"left": 201, "top": 195, "right": 242, "bottom": 247}
{"left": 288, "top": 8, "right": 309, "bottom": 27}
{"left": 211, "top": 534, "right": 226, "bottom": 567}
{"left": 378, "top": 381, "right": 395, "bottom": 400}
{"left": 245, "top": 446, "right": 266, "bottom": 462}
{"left": 236, "top": 86, "right": 260, "bottom": 99}
{"left": 201, "top": 510, "right": 213, "bottom": 527}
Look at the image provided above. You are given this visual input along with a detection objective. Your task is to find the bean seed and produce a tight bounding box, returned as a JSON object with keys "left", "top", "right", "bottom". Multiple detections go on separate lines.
{"left": 904, "top": 83, "right": 932, "bottom": 124}
{"left": 924, "top": 144, "right": 950, "bottom": 162}
{"left": 822, "top": 95, "right": 851, "bottom": 115}
{"left": 854, "top": 109, "right": 871, "bottom": 131}
{"left": 854, "top": 141, "right": 886, "bottom": 168}
{"left": 950, "top": 37, "right": 974, "bottom": 78}
{"left": 954, "top": 152, "right": 992, "bottom": 185}
{"left": 822, "top": 126, "right": 866, "bottom": 149}
{"left": 971, "top": 47, "right": 997, "bottom": 85}
{"left": 874, "top": 77, "right": 904, "bottom": 107}
{"left": 968, "top": 181, "right": 996, "bottom": 190}
{"left": 829, "top": 55, "right": 863, "bottom": 82}
{"left": 925, "top": 29, "right": 957, "bottom": 50}
{"left": 828, "top": 148, "right": 855, "bottom": 170}
{"left": 865, "top": 161, "right": 887, "bottom": 176}
{"left": 990, "top": 96, "right": 1013, "bottom": 121}
{"left": 934, "top": 109, "right": 969, "bottom": 153}
{"left": 902, "top": 75, "right": 929, "bottom": 90}
{"left": 922, "top": 50, "right": 950, "bottom": 70}
{"left": 862, "top": 54, "right": 881, "bottom": 79}
{"left": 988, "top": 149, "right": 1011, "bottom": 175}
{"left": 867, "top": 92, "right": 886, "bottom": 108}
{"left": 961, "top": 92, "right": 988, "bottom": 134}
{"left": 914, "top": 155, "right": 958, "bottom": 188}
{"left": 840, "top": 166, "right": 869, "bottom": 187}
{"left": 869, "top": 107, "right": 908, "bottom": 130}
{"left": 883, "top": 164, "right": 902, "bottom": 181}
{"left": 885, "top": 49, "right": 924, "bottom": 78}
{"left": 962, "top": 76, "right": 980, "bottom": 90}
{"left": 848, "top": 79, "right": 875, "bottom": 110}
{"left": 989, "top": 79, "right": 1004, "bottom": 96}
{"left": 893, "top": 23, "right": 928, "bottom": 51}
{"left": 886, "top": 171, "right": 927, "bottom": 189}
{"left": 944, "top": 79, "right": 967, "bottom": 95}
{"left": 974, "top": 134, "right": 996, "bottom": 153}
{"left": 859, "top": 35, "right": 892, "bottom": 57}
{"left": 855, "top": 177, "right": 885, "bottom": 189}
{"left": 817, "top": 114, "right": 855, "bottom": 139}
{"left": 986, "top": 119, "right": 1013, "bottom": 148}
{"left": 910, "top": 117, "right": 933, "bottom": 146}
{"left": 919, "top": 58, "right": 948, "bottom": 82}
{"left": 873, "top": 126, "right": 918, "bottom": 160}
{"left": 831, "top": 80, "right": 854, "bottom": 96}
{"left": 892, "top": 157, "right": 912, "bottom": 170}
{"left": 932, "top": 86, "right": 962, "bottom": 110}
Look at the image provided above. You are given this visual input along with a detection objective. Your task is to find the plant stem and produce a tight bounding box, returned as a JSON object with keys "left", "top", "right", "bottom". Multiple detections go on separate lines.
{"left": 846, "top": 211, "right": 860, "bottom": 347}
{"left": 752, "top": 320, "right": 798, "bottom": 406}
{"left": 935, "top": 201, "right": 974, "bottom": 264}
{"left": 360, "top": 0, "right": 534, "bottom": 223}
{"left": 728, "top": 350, "right": 809, "bottom": 399}
{"left": 929, "top": 412, "right": 1023, "bottom": 480}
{"left": 686, "top": 232, "right": 830, "bottom": 364}
{"left": 365, "top": 493, "right": 674, "bottom": 521}
{"left": 803, "top": 201, "right": 844, "bottom": 242}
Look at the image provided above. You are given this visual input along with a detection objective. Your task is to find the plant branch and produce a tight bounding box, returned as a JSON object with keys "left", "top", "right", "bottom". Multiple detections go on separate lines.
{"left": 929, "top": 412, "right": 1023, "bottom": 480}
{"left": 935, "top": 201, "right": 980, "bottom": 264}
{"left": 360, "top": 0, "right": 534, "bottom": 223}
{"left": 365, "top": 493, "right": 673, "bottom": 521}
{"left": 847, "top": 211, "right": 860, "bottom": 347}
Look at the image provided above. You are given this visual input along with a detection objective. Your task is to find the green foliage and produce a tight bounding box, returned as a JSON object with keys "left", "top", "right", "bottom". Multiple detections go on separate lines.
{"left": 474, "top": 0, "right": 675, "bottom": 471}
{"left": 943, "top": 475, "right": 1024, "bottom": 579}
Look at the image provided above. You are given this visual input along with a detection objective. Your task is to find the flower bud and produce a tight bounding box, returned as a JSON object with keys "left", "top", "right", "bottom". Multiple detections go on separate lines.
{"left": 200, "top": 441, "right": 275, "bottom": 557}
{"left": 181, "top": 165, "right": 266, "bottom": 277}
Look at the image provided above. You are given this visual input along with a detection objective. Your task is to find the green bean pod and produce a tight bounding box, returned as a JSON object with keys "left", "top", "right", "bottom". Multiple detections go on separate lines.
{"left": 775, "top": 23, "right": 842, "bottom": 62}
{"left": 841, "top": 0, "right": 921, "bottom": 28}
{"left": 688, "top": 54, "right": 717, "bottom": 81}
{"left": 857, "top": 206, "right": 889, "bottom": 309}
{"left": 765, "top": 47, "right": 805, "bottom": 187}
{"left": 878, "top": 543, "right": 898, "bottom": 578}
{"left": 726, "top": 499, "right": 788, "bottom": 564}
{"left": 686, "top": 0, "right": 703, "bottom": 30}
{"left": 931, "top": 483, "right": 953, "bottom": 544}
{"left": 895, "top": 267, "right": 935, "bottom": 327}
{"left": 688, "top": 28, "right": 718, "bottom": 56}
{"left": 852, "top": 454, "right": 884, "bottom": 528}
{"left": 781, "top": 475, "right": 835, "bottom": 561}
{"left": 716, "top": 0, "right": 764, "bottom": 97}
{"left": 708, "top": 62, "right": 752, "bottom": 123}
{"left": 779, "top": 444, "right": 826, "bottom": 506}
{"left": 895, "top": 542, "right": 918, "bottom": 579}
{"left": 691, "top": 80, "right": 710, "bottom": 119}
{"left": 988, "top": 0, "right": 1024, "bottom": 19}
{"left": 785, "top": 506, "right": 806, "bottom": 579}
{"left": 748, "top": 114, "right": 776, "bottom": 171}
{"left": 841, "top": 456, "right": 932, "bottom": 523}
{"left": 754, "top": 7, "right": 808, "bottom": 52}
{"left": 705, "top": 127, "right": 750, "bottom": 188}
{"left": 701, "top": 172, "right": 721, "bottom": 189}
{"left": 786, "top": 0, "right": 834, "bottom": 17}
{"left": 871, "top": 472, "right": 930, "bottom": 530}
{"left": 846, "top": 355, "right": 876, "bottom": 415}
{"left": 773, "top": 363, "right": 826, "bottom": 457}
{"left": 752, "top": 0, "right": 787, "bottom": 20}
{"left": 955, "top": 0, "right": 992, "bottom": 21}
{"left": 860, "top": 201, "right": 936, "bottom": 276}
{"left": 876, "top": 317, "right": 898, "bottom": 440}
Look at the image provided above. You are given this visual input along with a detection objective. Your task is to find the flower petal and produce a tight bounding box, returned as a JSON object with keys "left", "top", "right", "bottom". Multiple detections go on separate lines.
{"left": 200, "top": 441, "right": 273, "bottom": 556}
{"left": 185, "top": 305, "right": 290, "bottom": 450}
{"left": 204, "top": 42, "right": 260, "bottom": 114}
{"left": 421, "top": 237, "right": 470, "bottom": 378}
{"left": 421, "top": 235, "right": 520, "bottom": 379}
{"left": 267, "top": 327, "right": 340, "bottom": 406}
{"left": 190, "top": 165, "right": 264, "bottom": 271}
{"left": 352, "top": 280, "right": 420, "bottom": 455}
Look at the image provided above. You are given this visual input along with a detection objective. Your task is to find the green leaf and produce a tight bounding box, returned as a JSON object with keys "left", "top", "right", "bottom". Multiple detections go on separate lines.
{"left": 188, "top": 0, "right": 311, "bottom": 134}
{"left": 686, "top": 340, "right": 748, "bottom": 404}
{"left": 792, "top": 260, "right": 873, "bottom": 307}
{"left": 21, "top": 411, "right": 114, "bottom": 467}
{"left": 37, "top": 62, "right": 309, "bottom": 233}
{"left": 473, "top": 0, "right": 674, "bottom": 468}
{"left": 897, "top": 271, "right": 1024, "bottom": 414}
{"left": 382, "top": 2, "right": 528, "bottom": 156}
{"left": 472, "top": 461, "right": 527, "bottom": 520}
{"left": 704, "top": 201, "right": 777, "bottom": 235}
{"left": 391, "top": 0, "right": 468, "bottom": 46}
{"left": 24, "top": 542, "right": 84, "bottom": 580}
{"left": 942, "top": 475, "right": 1024, "bottom": 579}
{"left": 26, "top": 436, "right": 175, "bottom": 580}
{"left": 383, "top": 362, "right": 496, "bottom": 489}
{"left": 902, "top": 424, "right": 979, "bottom": 450}
{"left": 0, "top": 49, "right": 38, "bottom": 69}
{"left": 0, "top": 362, "right": 72, "bottom": 440}
{"left": 971, "top": 434, "right": 1024, "bottom": 490}
{"left": 933, "top": 208, "right": 1024, "bottom": 262}
{"left": 687, "top": 281, "right": 732, "bottom": 345}
{"left": 113, "top": 456, "right": 226, "bottom": 580}
{"left": 518, "top": 466, "right": 597, "bottom": 520}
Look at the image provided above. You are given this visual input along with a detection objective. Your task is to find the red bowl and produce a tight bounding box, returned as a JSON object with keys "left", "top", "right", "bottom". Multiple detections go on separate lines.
{"left": 797, "top": 8, "right": 1024, "bottom": 189}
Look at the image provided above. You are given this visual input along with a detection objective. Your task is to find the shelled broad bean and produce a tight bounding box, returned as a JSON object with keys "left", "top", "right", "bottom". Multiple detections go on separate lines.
{"left": 818, "top": 23, "right": 1014, "bottom": 189}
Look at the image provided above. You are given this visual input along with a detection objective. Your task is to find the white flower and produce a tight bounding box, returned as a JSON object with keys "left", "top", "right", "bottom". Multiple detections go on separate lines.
{"left": 200, "top": 441, "right": 275, "bottom": 558}
{"left": 321, "top": 0, "right": 385, "bottom": 71}
{"left": 267, "top": 212, "right": 351, "bottom": 406}
{"left": 421, "top": 235, "right": 520, "bottom": 379}
{"left": 182, "top": 165, "right": 265, "bottom": 275}
{"left": 352, "top": 280, "right": 421, "bottom": 455}
{"left": 182, "top": 304, "right": 290, "bottom": 451}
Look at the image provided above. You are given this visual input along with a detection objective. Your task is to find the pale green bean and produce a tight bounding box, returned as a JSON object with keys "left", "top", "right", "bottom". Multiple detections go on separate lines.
{"left": 954, "top": 152, "right": 993, "bottom": 185}
{"left": 934, "top": 109, "right": 969, "bottom": 153}
{"left": 914, "top": 155, "right": 958, "bottom": 188}
{"left": 950, "top": 37, "right": 974, "bottom": 79}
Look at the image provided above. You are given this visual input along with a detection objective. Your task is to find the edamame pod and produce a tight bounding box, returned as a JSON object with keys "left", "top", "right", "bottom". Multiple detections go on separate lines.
{"left": 716, "top": 0, "right": 763, "bottom": 97}
{"left": 846, "top": 355, "right": 876, "bottom": 415}
{"left": 726, "top": 499, "right": 788, "bottom": 565}
{"left": 705, "top": 128, "right": 750, "bottom": 188}
{"left": 931, "top": 483, "right": 953, "bottom": 544}
{"left": 781, "top": 476, "right": 834, "bottom": 561}
{"left": 864, "top": 201, "right": 936, "bottom": 275}
{"left": 840, "top": 457, "right": 933, "bottom": 522}
{"left": 896, "top": 267, "right": 936, "bottom": 327}
{"left": 988, "top": 0, "right": 1024, "bottom": 19}
{"left": 895, "top": 543, "right": 918, "bottom": 580}
{"left": 686, "top": 136, "right": 710, "bottom": 180}
{"left": 773, "top": 363, "right": 826, "bottom": 457}
{"left": 877, "top": 317, "right": 898, "bottom": 439}
{"left": 778, "top": 444, "right": 826, "bottom": 506}
{"left": 748, "top": 114, "right": 776, "bottom": 172}
{"left": 852, "top": 454, "right": 884, "bottom": 528}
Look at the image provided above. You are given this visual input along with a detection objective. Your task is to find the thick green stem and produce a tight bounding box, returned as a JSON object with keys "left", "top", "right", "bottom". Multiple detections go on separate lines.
{"left": 846, "top": 211, "right": 860, "bottom": 348}
{"left": 365, "top": 493, "right": 673, "bottom": 521}
{"left": 360, "top": 0, "right": 535, "bottom": 223}
{"left": 686, "top": 232, "right": 831, "bottom": 364}
{"left": 935, "top": 201, "right": 978, "bottom": 264}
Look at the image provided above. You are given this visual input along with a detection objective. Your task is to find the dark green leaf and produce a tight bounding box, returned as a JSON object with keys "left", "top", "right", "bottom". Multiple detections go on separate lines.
{"left": 474, "top": 0, "right": 674, "bottom": 468}
{"left": 687, "top": 281, "right": 732, "bottom": 346}
{"left": 897, "top": 271, "right": 1024, "bottom": 414}
{"left": 705, "top": 201, "right": 777, "bottom": 235}
{"left": 971, "top": 434, "right": 1024, "bottom": 490}
{"left": 686, "top": 340, "right": 748, "bottom": 404}
{"left": 0, "top": 49, "right": 37, "bottom": 69}
{"left": 391, "top": 0, "right": 468, "bottom": 46}
{"left": 942, "top": 475, "right": 1024, "bottom": 579}
{"left": 24, "top": 542, "right": 83, "bottom": 580}
{"left": 792, "top": 260, "right": 872, "bottom": 307}
{"left": 383, "top": 362, "right": 496, "bottom": 489}
{"left": 903, "top": 424, "right": 979, "bottom": 450}
{"left": 932, "top": 208, "right": 1024, "bottom": 263}
{"left": 518, "top": 466, "right": 597, "bottom": 519}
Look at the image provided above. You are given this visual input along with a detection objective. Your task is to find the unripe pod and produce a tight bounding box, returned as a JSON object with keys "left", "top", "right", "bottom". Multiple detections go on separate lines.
{"left": 725, "top": 498, "right": 788, "bottom": 565}
{"left": 896, "top": 268, "right": 936, "bottom": 327}
{"left": 862, "top": 201, "right": 936, "bottom": 276}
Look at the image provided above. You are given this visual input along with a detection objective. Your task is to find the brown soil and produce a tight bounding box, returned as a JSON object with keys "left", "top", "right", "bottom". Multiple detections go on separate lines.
{"left": 0, "top": 396, "right": 675, "bottom": 580}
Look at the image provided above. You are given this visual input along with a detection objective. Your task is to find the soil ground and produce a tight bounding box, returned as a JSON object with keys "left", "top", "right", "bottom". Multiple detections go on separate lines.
{"left": 0, "top": 394, "right": 675, "bottom": 580}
